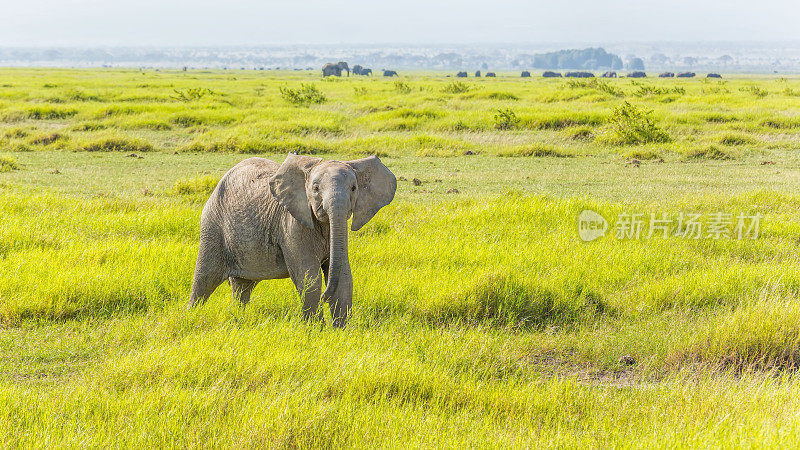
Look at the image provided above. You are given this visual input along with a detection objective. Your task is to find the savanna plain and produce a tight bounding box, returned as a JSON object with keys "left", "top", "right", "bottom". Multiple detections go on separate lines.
{"left": 3, "top": 68, "right": 800, "bottom": 446}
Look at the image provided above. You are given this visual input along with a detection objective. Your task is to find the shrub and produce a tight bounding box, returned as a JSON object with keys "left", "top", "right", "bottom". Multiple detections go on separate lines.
{"left": 442, "top": 81, "right": 470, "bottom": 94}
{"left": 607, "top": 101, "right": 670, "bottom": 145}
{"left": 279, "top": 84, "right": 327, "bottom": 106}
{"left": 493, "top": 108, "right": 519, "bottom": 130}
{"left": 632, "top": 83, "right": 685, "bottom": 97}
{"left": 0, "top": 154, "right": 19, "bottom": 172}
{"left": 566, "top": 78, "right": 623, "bottom": 96}
{"left": 394, "top": 80, "right": 412, "bottom": 94}
{"left": 739, "top": 86, "right": 768, "bottom": 97}
{"left": 78, "top": 137, "right": 154, "bottom": 152}
{"left": 171, "top": 87, "right": 214, "bottom": 102}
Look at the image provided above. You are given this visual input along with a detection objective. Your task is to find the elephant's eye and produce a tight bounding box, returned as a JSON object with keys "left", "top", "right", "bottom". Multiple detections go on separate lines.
{"left": 312, "top": 185, "right": 319, "bottom": 192}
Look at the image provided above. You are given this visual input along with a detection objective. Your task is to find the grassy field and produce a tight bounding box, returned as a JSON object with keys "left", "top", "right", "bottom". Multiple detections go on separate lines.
{"left": 2, "top": 68, "right": 800, "bottom": 446}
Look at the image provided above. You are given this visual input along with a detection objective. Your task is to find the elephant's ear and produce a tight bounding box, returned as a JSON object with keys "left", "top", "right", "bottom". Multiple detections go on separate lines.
{"left": 347, "top": 155, "right": 397, "bottom": 231}
{"left": 269, "top": 153, "right": 322, "bottom": 229}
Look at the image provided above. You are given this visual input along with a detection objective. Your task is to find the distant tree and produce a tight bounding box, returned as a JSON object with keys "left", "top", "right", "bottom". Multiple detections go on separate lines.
{"left": 627, "top": 57, "right": 645, "bottom": 71}
{"left": 532, "top": 48, "right": 623, "bottom": 70}
{"left": 718, "top": 55, "right": 734, "bottom": 64}
{"left": 683, "top": 56, "right": 698, "bottom": 66}
{"left": 650, "top": 53, "right": 668, "bottom": 65}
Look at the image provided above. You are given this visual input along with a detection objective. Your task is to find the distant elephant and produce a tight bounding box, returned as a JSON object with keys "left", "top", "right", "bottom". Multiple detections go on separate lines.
{"left": 521, "top": 71, "right": 531, "bottom": 77}
{"left": 601, "top": 71, "right": 617, "bottom": 78}
{"left": 362, "top": 68, "right": 372, "bottom": 75}
{"left": 565, "top": 71, "right": 594, "bottom": 78}
{"left": 322, "top": 61, "right": 349, "bottom": 77}
{"left": 542, "top": 71, "right": 562, "bottom": 78}
{"left": 677, "top": 72, "right": 695, "bottom": 78}
{"left": 707, "top": 73, "right": 722, "bottom": 78}
{"left": 659, "top": 72, "right": 675, "bottom": 78}
{"left": 456, "top": 71, "right": 468, "bottom": 78}
{"left": 352, "top": 64, "right": 363, "bottom": 75}
{"left": 188, "top": 154, "right": 397, "bottom": 327}
{"left": 383, "top": 70, "right": 398, "bottom": 77}
{"left": 626, "top": 71, "right": 646, "bottom": 78}
{"left": 485, "top": 72, "right": 496, "bottom": 77}
{"left": 474, "top": 70, "right": 481, "bottom": 77}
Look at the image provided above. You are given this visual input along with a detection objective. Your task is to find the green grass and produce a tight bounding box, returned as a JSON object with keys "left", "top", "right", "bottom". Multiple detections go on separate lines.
{"left": 2, "top": 68, "right": 800, "bottom": 446}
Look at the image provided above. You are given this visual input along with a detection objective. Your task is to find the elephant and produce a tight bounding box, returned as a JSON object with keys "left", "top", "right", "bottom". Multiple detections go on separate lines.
{"left": 352, "top": 64, "right": 363, "bottom": 75}
{"left": 626, "top": 71, "right": 646, "bottom": 78}
{"left": 565, "top": 71, "right": 594, "bottom": 78}
{"left": 474, "top": 70, "right": 481, "bottom": 77}
{"left": 383, "top": 70, "right": 398, "bottom": 77}
{"left": 485, "top": 72, "right": 496, "bottom": 77}
{"left": 601, "top": 71, "right": 617, "bottom": 78}
{"left": 188, "top": 154, "right": 397, "bottom": 327}
{"left": 707, "top": 73, "right": 722, "bottom": 78}
{"left": 659, "top": 72, "right": 675, "bottom": 78}
{"left": 456, "top": 71, "right": 468, "bottom": 78}
{"left": 542, "top": 71, "right": 562, "bottom": 78}
{"left": 322, "top": 61, "right": 349, "bottom": 77}
{"left": 362, "top": 68, "right": 372, "bottom": 76}
{"left": 521, "top": 71, "right": 531, "bottom": 77}
{"left": 677, "top": 72, "right": 695, "bottom": 78}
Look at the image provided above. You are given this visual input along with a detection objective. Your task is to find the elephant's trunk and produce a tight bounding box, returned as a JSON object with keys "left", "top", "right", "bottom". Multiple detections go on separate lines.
{"left": 321, "top": 207, "right": 349, "bottom": 302}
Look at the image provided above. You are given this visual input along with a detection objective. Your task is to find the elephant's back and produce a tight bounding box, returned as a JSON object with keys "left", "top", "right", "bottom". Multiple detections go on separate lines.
{"left": 206, "top": 157, "right": 288, "bottom": 279}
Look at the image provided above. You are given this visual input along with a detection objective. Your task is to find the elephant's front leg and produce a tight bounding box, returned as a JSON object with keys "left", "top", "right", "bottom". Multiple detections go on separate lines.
{"left": 289, "top": 265, "right": 324, "bottom": 322}
{"left": 326, "top": 258, "right": 353, "bottom": 328}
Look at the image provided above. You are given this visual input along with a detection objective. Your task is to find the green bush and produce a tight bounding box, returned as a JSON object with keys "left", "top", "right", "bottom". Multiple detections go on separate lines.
{"left": 442, "top": 81, "right": 470, "bottom": 94}
{"left": 607, "top": 101, "right": 670, "bottom": 145}
{"left": 493, "top": 108, "right": 519, "bottom": 130}
{"left": 279, "top": 84, "right": 327, "bottom": 106}
{"left": 0, "top": 154, "right": 19, "bottom": 172}
{"left": 394, "top": 80, "right": 412, "bottom": 94}
{"left": 739, "top": 86, "right": 768, "bottom": 97}
{"left": 171, "top": 88, "right": 214, "bottom": 102}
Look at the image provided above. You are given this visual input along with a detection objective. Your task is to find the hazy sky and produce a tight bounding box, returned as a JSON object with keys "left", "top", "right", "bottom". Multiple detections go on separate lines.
{"left": 1, "top": 0, "right": 798, "bottom": 46}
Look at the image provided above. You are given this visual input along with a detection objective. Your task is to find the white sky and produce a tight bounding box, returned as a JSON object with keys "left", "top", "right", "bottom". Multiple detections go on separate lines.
{"left": 0, "top": 0, "right": 798, "bottom": 46}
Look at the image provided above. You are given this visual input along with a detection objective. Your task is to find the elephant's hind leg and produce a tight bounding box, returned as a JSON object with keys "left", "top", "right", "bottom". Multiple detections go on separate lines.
{"left": 230, "top": 277, "right": 257, "bottom": 306}
{"left": 188, "top": 231, "right": 226, "bottom": 308}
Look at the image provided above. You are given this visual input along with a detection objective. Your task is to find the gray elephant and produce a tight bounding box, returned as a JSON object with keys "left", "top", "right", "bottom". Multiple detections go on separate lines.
{"left": 188, "top": 154, "right": 397, "bottom": 327}
{"left": 322, "top": 61, "right": 350, "bottom": 77}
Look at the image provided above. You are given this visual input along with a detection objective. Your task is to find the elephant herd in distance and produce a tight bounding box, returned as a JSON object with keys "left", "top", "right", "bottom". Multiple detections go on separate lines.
{"left": 321, "top": 62, "right": 721, "bottom": 79}
{"left": 322, "top": 61, "right": 397, "bottom": 77}
{"left": 455, "top": 71, "right": 496, "bottom": 78}
{"left": 542, "top": 70, "right": 721, "bottom": 79}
